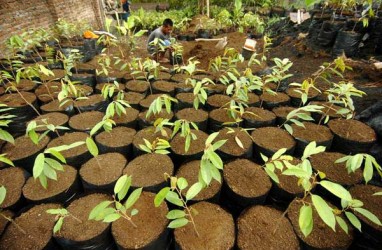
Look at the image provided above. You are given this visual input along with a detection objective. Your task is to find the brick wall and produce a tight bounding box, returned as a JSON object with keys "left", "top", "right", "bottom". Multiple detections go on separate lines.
{"left": 0, "top": 0, "right": 103, "bottom": 56}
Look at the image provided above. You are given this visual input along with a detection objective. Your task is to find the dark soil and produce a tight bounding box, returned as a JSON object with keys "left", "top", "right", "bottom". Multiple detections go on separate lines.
{"left": 35, "top": 82, "right": 61, "bottom": 103}
{"left": 349, "top": 185, "right": 382, "bottom": 232}
{"left": 112, "top": 108, "right": 139, "bottom": 126}
{"left": 139, "top": 94, "right": 163, "bottom": 109}
{"left": 274, "top": 158, "right": 305, "bottom": 196}
{"left": 152, "top": 80, "right": 176, "bottom": 95}
{"left": 56, "top": 193, "right": 111, "bottom": 242}
{"left": 251, "top": 127, "right": 296, "bottom": 152}
{"left": 40, "top": 69, "right": 66, "bottom": 81}
{"left": 174, "top": 201, "right": 235, "bottom": 249}
{"left": 40, "top": 99, "right": 72, "bottom": 113}
{"left": 175, "top": 92, "right": 194, "bottom": 105}
{"left": 132, "top": 126, "right": 172, "bottom": 152}
{"left": 47, "top": 132, "right": 88, "bottom": 159}
{"left": 287, "top": 197, "right": 353, "bottom": 249}
{"left": 80, "top": 152, "right": 126, "bottom": 187}
{"left": 123, "top": 154, "right": 174, "bottom": 188}
{"left": 95, "top": 126, "right": 136, "bottom": 148}
{"left": 171, "top": 73, "right": 189, "bottom": 83}
{"left": 0, "top": 210, "right": 13, "bottom": 235}
{"left": 0, "top": 92, "right": 36, "bottom": 107}
{"left": 125, "top": 80, "right": 150, "bottom": 93}
{"left": 29, "top": 112, "right": 69, "bottom": 132}
{"left": 120, "top": 91, "right": 145, "bottom": 107}
{"left": 171, "top": 129, "right": 208, "bottom": 156}
{"left": 309, "top": 101, "right": 342, "bottom": 120}
{"left": 156, "top": 70, "right": 172, "bottom": 81}
{"left": 3, "top": 134, "right": 50, "bottom": 161}
{"left": 216, "top": 127, "right": 252, "bottom": 157}
{"left": 310, "top": 152, "right": 363, "bottom": 186}
{"left": 260, "top": 92, "right": 290, "bottom": 105}
{"left": 224, "top": 159, "right": 271, "bottom": 198}
{"left": 176, "top": 160, "right": 221, "bottom": 201}
{"left": 237, "top": 205, "right": 299, "bottom": 250}
{"left": 175, "top": 108, "right": 208, "bottom": 123}
{"left": 0, "top": 203, "right": 59, "bottom": 249}
{"left": 5, "top": 79, "right": 36, "bottom": 92}
{"left": 68, "top": 111, "right": 104, "bottom": 132}
{"left": 75, "top": 94, "right": 105, "bottom": 109}
{"left": 0, "top": 167, "right": 26, "bottom": 208}
{"left": 112, "top": 191, "right": 169, "bottom": 249}
{"left": 328, "top": 119, "right": 377, "bottom": 142}
{"left": 22, "top": 165, "right": 77, "bottom": 202}
{"left": 207, "top": 94, "right": 231, "bottom": 109}
{"left": 291, "top": 122, "right": 333, "bottom": 142}
{"left": 286, "top": 87, "right": 320, "bottom": 99}
{"left": 209, "top": 108, "right": 237, "bottom": 123}
{"left": 243, "top": 107, "right": 276, "bottom": 122}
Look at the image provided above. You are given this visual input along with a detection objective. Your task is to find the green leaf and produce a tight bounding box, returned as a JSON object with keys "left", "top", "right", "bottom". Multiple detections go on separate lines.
{"left": 319, "top": 180, "right": 352, "bottom": 201}
{"left": 33, "top": 153, "right": 45, "bottom": 178}
{"left": 168, "top": 218, "right": 189, "bottom": 228}
{"left": 131, "top": 208, "right": 139, "bottom": 216}
{"left": 354, "top": 208, "right": 382, "bottom": 226}
{"left": 0, "top": 129, "right": 14, "bottom": 144}
{"left": 48, "top": 149, "right": 66, "bottom": 163}
{"left": 312, "top": 194, "right": 336, "bottom": 231}
{"left": 186, "top": 182, "right": 203, "bottom": 201}
{"left": 86, "top": 137, "right": 99, "bottom": 157}
{"left": 206, "top": 132, "right": 219, "bottom": 146}
{"left": 166, "top": 191, "right": 183, "bottom": 207}
{"left": 53, "top": 217, "right": 64, "bottom": 234}
{"left": 363, "top": 156, "right": 373, "bottom": 184}
{"left": 166, "top": 209, "right": 186, "bottom": 220}
{"left": 282, "top": 167, "right": 310, "bottom": 179}
{"left": 89, "top": 201, "right": 113, "bottom": 220}
{"left": 345, "top": 211, "right": 362, "bottom": 232}
{"left": 209, "top": 152, "right": 223, "bottom": 169}
{"left": 103, "top": 213, "right": 121, "bottom": 223}
{"left": 299, "top": 205, "right": 313, "bottom": 237}
{"left": 265, "top": 167, "right": 279, "bottom": 184}
{"left": 212, "top": 139, "right": 226, "bottom": 151}
{"left": 336, "top": 216, "right": 349, "bottom": 234}
{"left": 373, "top": 192, "right": 382, "bottom": 196}
{"left": 272, "top": 148, "right": 287, "bottom": 160}
{"left": 154, "top": 187, "right": 170, "bottom": 207}
{"left": 260, "top": 153, "right": 269, "bottom": 163}
{"left": 177, "top": 177, "right": 188, "bottom": 190}
{"left": 0, "top": 186, "right": 7, "bottom": 205}
{"left": 125, "top": 188, "right": 143, "bottom": 209}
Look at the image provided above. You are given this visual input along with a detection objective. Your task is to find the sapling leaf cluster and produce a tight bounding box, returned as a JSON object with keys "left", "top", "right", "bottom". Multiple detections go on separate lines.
{"left": 46, "top": 208, "right": 82, "bottom": 234}
{"left": 146, "top": 94, "right": 178, "bottom": 119}
{"left": 89, "top": 175, "right": 142, "bottom": 227}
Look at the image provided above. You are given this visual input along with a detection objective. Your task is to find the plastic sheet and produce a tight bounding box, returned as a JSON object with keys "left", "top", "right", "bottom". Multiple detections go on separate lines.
{"left": 332, "top": 30, "right": 362, "bottom": 57}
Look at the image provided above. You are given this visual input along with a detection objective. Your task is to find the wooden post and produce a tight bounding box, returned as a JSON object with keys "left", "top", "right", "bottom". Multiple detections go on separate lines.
{"left": 206, "top": 0, "right": 210, "bottom": 17}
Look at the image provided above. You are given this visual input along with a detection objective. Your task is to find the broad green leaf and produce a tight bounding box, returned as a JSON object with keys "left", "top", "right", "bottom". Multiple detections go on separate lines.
{"left": 114, "top": 175, "right": 128, "bottom": 194}
{"left": 0, "top": 186, "right": 6, "bottom": 205}
{"left": 131, "top": 208, "right": 139, "bottom": 216}
{"left": 336, "top": 216, "right": 348, "bottom": 234}
{"left": 363, "top": 156, "right": 373, "bottom": 184}
{"left": 168, "top": 218, "right": 189, "bottom": 228}
{"left": 177, "top": 178, "right": 188, "bottom": 190}
{"left": 354, "top": 208, "right": 382, "bottom": 226}
{"left": 0, "top": 129, "right": 14, "bottom": 144}
{"left": 206, "top": 132, "right": 219, "bottom": 146}
{"left": 166, "top": 191, "right": 183, "bottom": 207}
{"left": 125, "top": 188, "right": 143, "bottom": 209}
{"left": 209, "top": 152, "right": 223, "bottom": 169}
{"left": 272, "top": 148, "right": 287, "bottom": 160}
{"left": 299, "top": 205, "right": 313, "bottom": 237}
{"left": 260, "top": 153, "right": 268, "bottom": 163}
{"left": 345, "top": 211, "right": 362, "bottom": 232}
{"left": 319, "top": 180, "right": 352, "bottom": 201}
{"left": 155, "top": 187, "right": 170, "bottom": 207}
{"left": 33, "top": 153, "right": 45, "bottom": 178}
{"left": 186, "top": 182, "right": 203, "bottom": 201}
{"left": 212, "top": 139, "right": 226, "bottom": 151}
{"left": 89, "top": 201, "right": 113, "bottom": 220}
{"left": 53, "top": 217, "right": 64, "bottom": 234}
{"left": 312, "top": 194, "right": 336, "bottom": 231}
{"left": 47, "top": 149, "right": 66, "bottom": 163}
{"left": 166, "top": 209, "right": 186, "bottom": 220}
{"left": 282, "top": 167, "right": 310, "bottom": 179}
{"left": 86, "top": 137, "right": 99, "bottom": 157}
{"left": 103, "top": 213, "right": 121, "bottom": 223}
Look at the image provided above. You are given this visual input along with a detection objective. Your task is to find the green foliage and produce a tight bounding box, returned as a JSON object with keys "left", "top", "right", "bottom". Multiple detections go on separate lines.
{"left": 155, "top": 175, "right": 202, "bottom": 236}
{"left": 33, "top": 141, "right": 84, "bottom": 189}
{"left": 0, "top": 186, "right": 6, "bottom": 206}
{"left": 184, "top": 78, "right": 212, "bottom": 110}
{"left": 0, "top": 104, "right": 15, "bottom": 144}
{"left": 282, "top": 105, "right": 324, "bottom": 134}
{"left": 335, "top": 154, "right": 382, "bottom": 184}
{"left": 146, "top": 94, "right": 178, "bottom": 119}
{"left": 89, "top": 175, "right": 142, "bottom": 227}
{"left": 264, "top": 58, "right": 293, "bottom": 92}
{"left": 46, "top": 208, "right": 82, "bottom": 234}
{"left": 26, "top": 120, "right": 69, "bottom": 145}
{"left": 199, "top": 132, "right": 227, "bottom": 186}
{"left": 139, "top": 138, "right": 171, "bottom": 154}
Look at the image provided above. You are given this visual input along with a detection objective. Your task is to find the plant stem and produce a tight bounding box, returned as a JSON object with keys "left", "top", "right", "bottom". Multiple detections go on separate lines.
{"left": 175, "top": 187, "right": 200, "bottom": 237}
{"left": 0, "top": 213, "right": 26, "bottom": 235}
{"left": 15, "top": 88, "right": 41, "bottom": 116}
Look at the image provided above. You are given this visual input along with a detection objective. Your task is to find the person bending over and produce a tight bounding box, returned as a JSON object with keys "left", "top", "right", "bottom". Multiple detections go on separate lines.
{"left": 147, "top": 18, "right": 173, "bottom": 63}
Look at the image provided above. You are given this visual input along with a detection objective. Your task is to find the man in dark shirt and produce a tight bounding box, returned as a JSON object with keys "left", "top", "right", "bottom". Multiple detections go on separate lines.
{"left": 121, "top": 0, "right": 131, "bottom": 21}
{"left": 147, "top": 18, "right": 173, "bottom": 63}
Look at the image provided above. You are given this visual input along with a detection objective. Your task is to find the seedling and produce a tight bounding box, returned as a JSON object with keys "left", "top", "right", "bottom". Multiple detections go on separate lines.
{"left": 0, "top": 104, "right": 15, "bottom": 144}
{"left": 281, "top": 104, "right": 324, "bottom": 135}
{"left": 335, "top": 153, "right": 382, "bottom": 184}
{"left": 139, "top": 138, "right": 171, "bottom": 154}
{"left": 89, "top": 175, "right": 143, "bottom": 227}
{"left": 155, "top": 175, "right": 203, "bottom": 236}
{"left": 33, "top": 141, "right": 85, "bottom": 188}
{"left": 26, "top": 120, "right": 69, "bottom": 143}
{"left": 146, "top": 94, "right": 178, "bottom": 119}
{"left": 263, "top": 141, "right": 382, "bottom": 237}
{"left": 46, "top": 208, "right": 82, "bottom": 234}
{"left": 264, "top": 58, "right": 293, "bottom": 92}
{"left": 184, "top": 78, "right": 211, "bottom": 110}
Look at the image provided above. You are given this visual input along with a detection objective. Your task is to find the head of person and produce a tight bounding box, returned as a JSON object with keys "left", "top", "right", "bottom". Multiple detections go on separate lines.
{"left": 161, "top": 18, "right": 173, "bottom": 35}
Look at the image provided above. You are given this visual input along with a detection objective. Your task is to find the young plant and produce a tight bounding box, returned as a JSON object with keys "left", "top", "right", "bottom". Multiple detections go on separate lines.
{"left": 263, "top": 141, "right": 382, "bottom": 237}
{"left": 115, "top": 16, "right": 148, "bottom": 52}
{"left": 33, "top": 141, "right": 85, "bottom": 188}
{"left": 335, "top": 153, "right": 382, "bottom": 184}
{"left": 154, "top": 175, "right": 203, "bottom": 236}
{"left": 185, "top": 78, "right": 212, "bottom": 110}
{"left": 26, "top": 120, "right": 69, "bottom": 143}
{"left": 281, "top": 104, "right": 324, "bottom": 135}
{"left": 264, "top": 58, "right": 293, "bottom": 92}
{"left": 89, "top": 175, "right": 143, "bottom": 227}
{"left": 139, "top": 137, "right": 171, "bottom": 154}
{"left": 46, "top": 208, "right": 82, "bottom": 234}
{"left": 130, "top": 57, "right": 161, "bottom": 94}
{"left": 0, "top": 104, "right": 15, "bottom": 144}
{"left": 199, "top": 132, "right": 227, "bottom": 186}
{"left": 146, "top": 94, "right": 178, "bottom": 119}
